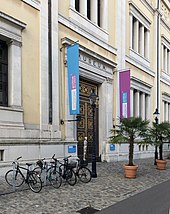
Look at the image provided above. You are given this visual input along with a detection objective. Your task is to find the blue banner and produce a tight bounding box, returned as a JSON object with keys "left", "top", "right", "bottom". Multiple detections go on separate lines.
{"left": 67, "top": 43, "right": 80, "bottom": 115}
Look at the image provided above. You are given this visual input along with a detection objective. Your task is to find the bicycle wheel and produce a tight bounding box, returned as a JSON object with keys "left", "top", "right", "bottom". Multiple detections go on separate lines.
{"left": 27, "top": 171, "right": 42, "bottom": 193}
{"left": 48, "top": 168, "right": 62, "bottom": 189}
{"left": 78, "top": 167, "right": 91, "bottom": 183}
{"left": 5, "top": 169, "right": 25, "bottom": 187}
{"left": 33, "top": 166, "right": 42, "bottom": 175}
{"left": 65, "top": 169, "right": 77, "bottom": 186}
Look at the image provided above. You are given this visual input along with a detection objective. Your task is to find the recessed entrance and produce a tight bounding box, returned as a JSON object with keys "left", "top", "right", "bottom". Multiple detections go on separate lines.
{"left": 77, "top": 80, "right": 99, "bottom": 161}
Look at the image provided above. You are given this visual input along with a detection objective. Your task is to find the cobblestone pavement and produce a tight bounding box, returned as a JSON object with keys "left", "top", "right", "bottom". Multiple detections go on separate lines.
{"left": 0, "top": 158, "right": 170, "bottom": 214}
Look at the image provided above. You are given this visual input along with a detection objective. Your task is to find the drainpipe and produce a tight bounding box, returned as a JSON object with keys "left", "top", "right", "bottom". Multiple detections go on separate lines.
{"left": 155, "top": 0, "right": 160, "bottom": 163}
{"left": 48, "top": 0, "right": 52, "bottom": 124}
{"left": 156, "top": 0, "right": 160, "bottom": 111}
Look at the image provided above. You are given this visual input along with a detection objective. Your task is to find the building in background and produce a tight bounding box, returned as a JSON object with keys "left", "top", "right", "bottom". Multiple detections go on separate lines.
{"left": 0, "top": 0, "right": 62, "bottom": 163}
{"left": 0, "top": 0, "right": 169, "bottom": 164}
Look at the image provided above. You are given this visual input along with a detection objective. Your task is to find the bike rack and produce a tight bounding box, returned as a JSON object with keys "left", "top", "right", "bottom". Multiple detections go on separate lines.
{"left": 12, "top": 162, "right": 16, "bottom": 192}
{"left": 60, "top": 115, "right": 81, "bottom": 125}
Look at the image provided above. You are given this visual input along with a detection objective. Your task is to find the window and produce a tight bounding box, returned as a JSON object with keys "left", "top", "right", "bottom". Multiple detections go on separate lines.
{"left": 163, "top": 101, "right": 170, "bottom": 122}
{"left": 75, "top": 0, "right": 79, "bottom": 12}
{"left": 87, "top": 0, "right": 91, "bottom": 20}
{"left": 69, "top": 0, "right": 108, "bottom": 43}
{"left": 0, "top": 40, "right": 8, "bottom": 107}
{"left": 97, "top": 0, "right": 101, "bottom": 27}
{"left": 129, "top": 4, "right": 151, "bottom": 61}
{"left": 162, "top": 93, "right": 170, "bottom": 122}
{"left": 131, "top": 15, "right": 149, "bottom": 58}
{"left": 162, "top": 42, "right": 170, "bottom": 74}
{"left": 132, "top": 89, "right": 150, "bottom": 120}
{"left": 0, "top": 12, "right": 26, "bottom": 128}
{"left": 75, "top": 0, "right": 102, "bottom": 27}
{"left": 131, "top": 78, "right": 151, "bottom": 121}
{"left": 0, "top": 150, "right": 4, "bottom": 161}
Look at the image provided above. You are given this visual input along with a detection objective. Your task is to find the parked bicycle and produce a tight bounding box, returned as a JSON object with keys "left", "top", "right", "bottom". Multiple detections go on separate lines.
{"left": 5, "top": 156, "right": 42, "bottom": 193}
{"left": 52, "top": 155, "right": 77, "bottom": 186}
{"left": 34, "top": 156, "right": 62, "bottom": 189}
{"left": 73, "top": 158, "right": 91, "bottom": 183}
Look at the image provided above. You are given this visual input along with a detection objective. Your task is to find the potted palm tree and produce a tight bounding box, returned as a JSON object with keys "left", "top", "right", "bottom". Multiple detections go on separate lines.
{"left": 109, "top": 117, "right": 149, "bottom": 178}
{"left": 147, "top": 121, "right": 170, "bottom": 170}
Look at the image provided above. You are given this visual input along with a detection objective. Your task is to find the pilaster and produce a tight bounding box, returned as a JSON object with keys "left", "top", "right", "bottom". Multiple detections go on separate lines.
{"left": 8, "top": 40, "right": 22, "bottom": 107}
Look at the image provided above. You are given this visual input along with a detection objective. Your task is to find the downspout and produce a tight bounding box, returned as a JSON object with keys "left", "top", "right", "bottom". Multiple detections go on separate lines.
{"left": 157, "top": 0, "right": 160, "bottom": 111}
{"left": 48, "top": 0, "right": 52, "bottom": 124}
{"left": 157, "top": 0, "right": 161, "bottom": 161}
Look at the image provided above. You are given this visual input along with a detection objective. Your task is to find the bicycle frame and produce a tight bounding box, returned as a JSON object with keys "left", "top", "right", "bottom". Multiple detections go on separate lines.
{"left": 35, "top": 159, "right": 51, "bottom": 185}
{"left": 12, "top": 162, "right": 34, "bottom": 187}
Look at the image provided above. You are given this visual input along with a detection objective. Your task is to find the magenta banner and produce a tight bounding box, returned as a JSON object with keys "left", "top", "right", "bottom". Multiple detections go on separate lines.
{"left": 119, "top": 70, "right": 130, "bottom": 118}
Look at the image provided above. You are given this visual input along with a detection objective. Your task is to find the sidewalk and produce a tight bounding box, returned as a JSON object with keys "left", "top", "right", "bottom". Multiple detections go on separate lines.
{"left": 0, "top": 158, "right": 170, "bottom": 214}
{"left": 97, "top": 178, "right": 170, "bottom": 214}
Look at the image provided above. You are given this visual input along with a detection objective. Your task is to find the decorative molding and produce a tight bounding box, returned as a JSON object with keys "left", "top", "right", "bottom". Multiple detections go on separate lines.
{"left": 129, "top": 1, "right": 152, "bottom": 29}
{"left": 61, "top": 37, "right": 117, "bottom": 69}
{"left": 0, "top": 11, "right": 26, "bottom": 43}
{"left": 161, "top": 0, "right": 170, "bottom": 25}
{"left": 161, "top": 72, "right": 170, "bottom": 85}
{"left": 162, "top": 92, "right": 170, "bottom": 103}
{"left": 58, "top": 15, "right": 117, "bottom": 56}
{"left": 21, "top": 0, "right": 40, "bottom": 11}
{"left": 161, "top": 18, "right": 170, "bottom": 32}
{"left": 0, "top": 11, "right": 26, "bottom": 29}
{"left": 8, "top": 40, "right": 22, "bottom": 47}
{"left": 61, "top": 37, "right": 115, "bottom": 84}
{"left": 139, "top": 0, "right": 155, "bottom": 14}
{"left": 161, "top": 35, "right": 170, "bottom": 49}
{"left": 131, "top": 77, "right": 152, "bottom": 94}
{"left": 126, "top": 54, "right": 154, "bottom": 77}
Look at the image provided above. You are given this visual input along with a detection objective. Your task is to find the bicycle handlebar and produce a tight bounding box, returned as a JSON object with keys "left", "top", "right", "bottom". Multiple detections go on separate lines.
{"left": 52, "top": 154, "right": 58, "bottom": 162}
{"left": 17, "top": 156, "right": 22, "bottom": 160}
{"left": 63, "top": 155, "right": 72, "bottom": 161}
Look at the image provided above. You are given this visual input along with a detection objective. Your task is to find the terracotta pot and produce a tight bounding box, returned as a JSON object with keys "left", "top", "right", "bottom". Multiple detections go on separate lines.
{"left": 156, "top": 159, "right": 167, "bottom": 170}
{"left": 124, "top": 164, "right": 138, "bottom": 179}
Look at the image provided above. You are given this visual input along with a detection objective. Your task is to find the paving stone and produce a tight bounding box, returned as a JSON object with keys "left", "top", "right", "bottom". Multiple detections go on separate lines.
{"left": 0, "top": 158, "right": 170, "bottom": 213}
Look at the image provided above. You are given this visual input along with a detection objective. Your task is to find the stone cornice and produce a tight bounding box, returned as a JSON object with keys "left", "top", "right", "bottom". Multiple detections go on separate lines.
{"left": 21, "top": 0, "right": 40, "bottom": 11}
{"left": 0, "top": 11, "right": 26, "bottom": 29}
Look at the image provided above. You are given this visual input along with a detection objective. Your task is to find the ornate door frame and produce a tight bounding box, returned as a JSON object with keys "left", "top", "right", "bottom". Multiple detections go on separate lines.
{"left": 77, "top": 80, "right": 99, "bottom": 161}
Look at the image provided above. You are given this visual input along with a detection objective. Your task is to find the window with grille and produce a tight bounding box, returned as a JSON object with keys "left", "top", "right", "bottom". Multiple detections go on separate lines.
{"left": 0, "top": 40, "right": 8, "bottom": 107}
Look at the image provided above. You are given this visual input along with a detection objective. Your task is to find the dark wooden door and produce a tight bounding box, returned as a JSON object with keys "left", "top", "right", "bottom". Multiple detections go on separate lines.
{"left": 77, "top": 80, "right": 99, "bottom": 161}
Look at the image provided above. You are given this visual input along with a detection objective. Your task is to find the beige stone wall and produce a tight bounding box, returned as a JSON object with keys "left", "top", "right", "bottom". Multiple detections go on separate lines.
{"left": 59, "top": 25, "right": 116, "bottom": 63}
{"left": 108, "top": 0, "right": 117, "bottom": 48}
{"left": 0, "top": 0, "right": 40, "bottom": 125}
{"left": 58, "top": 0, "right": 69, "bottom": 17}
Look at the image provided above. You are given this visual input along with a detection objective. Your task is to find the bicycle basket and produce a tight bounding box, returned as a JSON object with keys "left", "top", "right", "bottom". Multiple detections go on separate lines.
{"left": 67, "top": 162, "right": 77, "bottom": 169}
{"left": 36, "top": 160, "right": 43, "bottom": 168}
{"left": 80, "top": 160, "right": 88, "bottom": 167}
